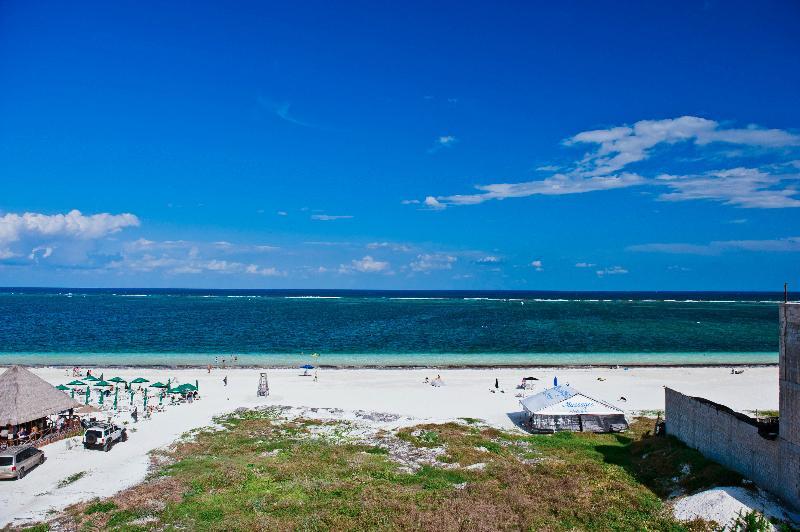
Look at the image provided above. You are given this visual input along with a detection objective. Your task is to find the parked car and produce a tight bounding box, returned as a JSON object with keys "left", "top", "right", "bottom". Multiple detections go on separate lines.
{"left": 82, "top": 422, "right": 127, "bottom": 452}
{"left": 0, "top": 445, "right": 45, "bottom": 480}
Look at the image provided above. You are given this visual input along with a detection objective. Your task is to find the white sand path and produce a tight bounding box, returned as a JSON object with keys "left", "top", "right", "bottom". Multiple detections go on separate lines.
{"left": 0, "top": 365, "right": 778, "bottom": 527}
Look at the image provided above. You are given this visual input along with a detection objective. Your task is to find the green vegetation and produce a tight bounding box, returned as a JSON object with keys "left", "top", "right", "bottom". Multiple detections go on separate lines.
{"left": 56, "top": 471, "right": 86, "bottom": 489}
{"left": 46, "top": 410, "right": 752, "bottom": 530}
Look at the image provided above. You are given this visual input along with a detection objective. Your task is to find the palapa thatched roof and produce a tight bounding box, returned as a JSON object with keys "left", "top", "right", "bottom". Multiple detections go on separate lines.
{"left": 0, "top": 366, "right": 81, "bottom": 426}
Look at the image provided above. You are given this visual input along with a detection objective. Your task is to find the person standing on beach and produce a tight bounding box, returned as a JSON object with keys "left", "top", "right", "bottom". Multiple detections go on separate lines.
{"left": 207, "top": 364, "right": 212, "bottom": 374}
{"left": 495, "top": 378, "right": 499, "bottom": 389}
{"left": 223, "top": 375, "right": 228, "bottom": 387}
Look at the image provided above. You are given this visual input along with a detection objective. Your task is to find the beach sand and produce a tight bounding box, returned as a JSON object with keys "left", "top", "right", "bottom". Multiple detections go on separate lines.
{"left": 0, "top": 365, "right": 779, "bottom": 527}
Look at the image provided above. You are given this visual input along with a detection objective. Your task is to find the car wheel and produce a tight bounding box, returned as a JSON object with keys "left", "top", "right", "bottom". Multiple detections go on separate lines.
{"left": 104, "top": 443, "right": 110, "bottom": 452}
{"left": 39, "top": 454, "right": 45, "bottom": 465}
{"left": 17, "top": 467, "right": 25, "bottom": 479}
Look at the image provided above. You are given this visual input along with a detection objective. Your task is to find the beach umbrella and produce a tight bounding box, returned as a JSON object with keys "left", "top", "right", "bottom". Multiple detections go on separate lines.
{"left": 108, "top": 376, "right": 126, "bottom": 384}
{"left": 85, "top": 386, "right": 90, "bottom": 405}
{"left": 149, "top": 381, "right": 167, "bottom": 388}
{"left": 56, "top": 384, "right": 70, "bottom": 391}
{"left": 84, "top": 375, "right": 99, "bottom": 382}
{"left": 114, "top": 387, "right": 119, "bottom": 410}
{"left": 130, "top": 390, "right": 135, "bottom": 406}
{"left": 159, "top": 392, "right": 164, "bottom": 405}
{"left": 130, "top": 377, "right": 149, "bottom": 384}
{"left": 67, "top": 379, "right": 86, "bottom": 386}
{"left": 195, "top": 379, "right": 199, "bottom": 392}
{"left": 94, "top": 380, "right": 112, "bottom": 387}
{"left": 300, "top": 364, "right": 315, "bottom": 369}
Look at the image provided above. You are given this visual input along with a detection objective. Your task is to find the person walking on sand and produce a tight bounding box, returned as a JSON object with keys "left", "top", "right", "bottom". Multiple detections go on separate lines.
{"left": 223, "top": 375, "right": 228, "bottom": 387}
{"left": 207, "top": 364, "right": 212, "bottom": 374}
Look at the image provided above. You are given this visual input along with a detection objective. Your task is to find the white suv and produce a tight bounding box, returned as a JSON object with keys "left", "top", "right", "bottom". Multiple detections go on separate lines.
{"left": 82, "top": 423, "right": 127, "bottom": 452}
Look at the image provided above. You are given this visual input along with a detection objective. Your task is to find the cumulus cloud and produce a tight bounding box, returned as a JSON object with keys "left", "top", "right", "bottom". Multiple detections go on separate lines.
{"left": 311, "top": 214, "right": 353, "bottom": 221}
{"left": 340, "top": 255, "right": 390, "bottom": 274}
{"left": 419, "top": 116, "right": 800, "bottom": 209}
{"left": 476, "top": 255, "right": 501, "bottom": 263}
{"left": 575, "top": 262, "right": 596, "bottom": 268}
{"left": 530, "top": 260, "right": 543, "bottom": 271}
{"left": 0, "top": 209, "right": 140, "bottom": 260}
{"left": 628, "top": 236, "right": 800, "bottom": 255}
{"left": 409, "top": 253, "right": 457, "bottom": 272}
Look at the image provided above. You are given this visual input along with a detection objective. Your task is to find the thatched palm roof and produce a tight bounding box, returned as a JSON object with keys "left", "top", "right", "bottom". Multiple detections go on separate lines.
{"left": 0, "top": 366, "right": 81, "bottom": 426}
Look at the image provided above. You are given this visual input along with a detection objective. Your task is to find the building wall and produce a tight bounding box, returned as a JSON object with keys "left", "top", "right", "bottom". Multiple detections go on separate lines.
{"left": 664, "top": 302, "right": 800, "bottom": 509}
{"left": 664, "top": 388, "right": 786, "bottom": 500}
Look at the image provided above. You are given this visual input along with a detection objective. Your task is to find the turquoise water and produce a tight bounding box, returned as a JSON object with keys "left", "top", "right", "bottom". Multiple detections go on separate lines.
{"left": 0, "top": 288, "right": 783, "bottom": 366}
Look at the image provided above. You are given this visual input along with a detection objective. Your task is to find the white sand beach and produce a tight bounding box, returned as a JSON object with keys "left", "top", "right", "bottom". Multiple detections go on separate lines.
{"left": 0, "top": 365, "right": 779, "bottom": 527}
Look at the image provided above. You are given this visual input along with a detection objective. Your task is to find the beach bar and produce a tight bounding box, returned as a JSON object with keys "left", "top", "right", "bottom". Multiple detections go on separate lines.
{"left": 0, "top": 366, "right": 81, "bottom": 447}
{"left": 520, "top": 385, "right": 628, "bottom": 433}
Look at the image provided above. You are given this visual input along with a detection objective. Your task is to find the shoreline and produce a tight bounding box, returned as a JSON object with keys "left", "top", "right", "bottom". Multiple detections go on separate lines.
{"left": 0, "top": 365, "right": 779, "bottom": 526}
{"left": 0, "top": 362, "right": 780, "bottom": 369}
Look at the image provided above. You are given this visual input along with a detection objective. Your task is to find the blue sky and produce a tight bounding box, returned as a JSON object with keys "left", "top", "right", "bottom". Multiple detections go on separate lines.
{"left": 1, "top": 1, "right": 799, "bottom": 290}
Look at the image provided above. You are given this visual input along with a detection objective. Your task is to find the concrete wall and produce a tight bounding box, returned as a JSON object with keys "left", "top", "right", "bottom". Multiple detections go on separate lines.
{"left": 664, "top": 303, "right": 800, "bottom": 509}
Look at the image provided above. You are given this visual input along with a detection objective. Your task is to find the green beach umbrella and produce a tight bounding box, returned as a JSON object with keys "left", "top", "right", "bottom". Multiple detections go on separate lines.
{"left": 195, "top": 379, "right": 199, "bottom": 392}
{"left": 84, "top": 375, "right": 99, "bottom": 382}
{"left": 149, "top": 381, "right": 167, "bottom": 388}
{"left": 56, "top": 384, "right": 70, "bottom": 391}
{"left": 130, "top": 390, "right": 135, "bottom": 406}
{"left": 94, "top": 380, "right": 112, "bottom": 387}
{"left": 130, "top": 377, "right": 149, "bottom": 384}
{"left": 67, "top": 379, "right": 86, "bottom": 386}
{"left": 85, "top": 386, "right": 90, "bottom": 405}
{"left": 159, "top": 392, "right": 164, "bottom": 405}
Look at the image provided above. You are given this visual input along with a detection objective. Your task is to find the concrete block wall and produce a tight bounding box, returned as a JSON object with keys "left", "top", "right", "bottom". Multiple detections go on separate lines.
{"left": 665, "top": 388, "right": 782, "bottom": 498}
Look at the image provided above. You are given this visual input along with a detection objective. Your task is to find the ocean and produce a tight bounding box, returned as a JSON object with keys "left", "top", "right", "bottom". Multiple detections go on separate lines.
{"left": 0, "top": 288, "right": 786, "bottom": 367}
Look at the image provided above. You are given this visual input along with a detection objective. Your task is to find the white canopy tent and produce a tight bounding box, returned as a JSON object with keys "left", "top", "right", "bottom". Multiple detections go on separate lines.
{"left": 520, "top": 385, "right": 628, "bottom": 433}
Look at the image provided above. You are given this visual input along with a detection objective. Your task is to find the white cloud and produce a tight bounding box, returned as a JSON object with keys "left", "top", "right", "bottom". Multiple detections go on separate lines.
{"left": 476, "top": 255, "right": 501, "bottom": 263}
{"left": 29, "top": 246, "right": 54, "bottom": 261}
{"left": 409, "top": 253, "right": 456, "bottom": 272}
{"left": 596, "top": 266, "right": 628, "bottom": 276}
{"left": 277, "top": 211, "right": 288, "bottom": 216}
{"left": 311, "top": 214, "right": 354, "bottom": 221}
{"left": 628, "top": 236, "right": 800, "bottom": 255}
{"left": 420, "top": 116, "right": 800, "bottom": 209}
{"left": 340, "top": 255, "right": 390, "bottom": 273}
{"left": 575, "top": 262, "right": 596, "bottom": 268}
{"left": 423, "top": 196, "right": 446, "bottom": 210}
{"left": 656, "top": 167, "right": 800, "bottom": 208}
{"left": 401, "top": 199, "right": 421, "bottom": 205}
{"left": 530, "top": 260, "right": 543, "bottom": 271}
{"left": 366, "top": 242, "right": 412, "bottom": 252}
{"left": 245, "top": 264, "right": 284, "bottom": 276}
{"left": 428, "top": 135, "right": 458, "bottom": 154}
{"left": 0, "top": 209, "right": 139, "bottom": 260}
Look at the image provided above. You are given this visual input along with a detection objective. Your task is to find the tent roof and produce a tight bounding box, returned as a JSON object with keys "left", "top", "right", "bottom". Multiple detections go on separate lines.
{"left": 520, "top": 385, "right": 623, "bottom": 415}
{"left": 0, "top": 366, "right": 81, "bottom": 426}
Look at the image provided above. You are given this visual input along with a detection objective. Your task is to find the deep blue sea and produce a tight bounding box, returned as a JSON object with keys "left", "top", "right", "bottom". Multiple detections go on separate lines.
{"left": 0, "top": 288, "right": 787, "bottom": 366}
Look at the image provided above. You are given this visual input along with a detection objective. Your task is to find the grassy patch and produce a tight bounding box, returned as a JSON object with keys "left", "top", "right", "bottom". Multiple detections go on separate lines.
{"left": 56, "top": 471, "right": 87, "bottom": 489}
{"left": 45, "top": 412, "right": 736, "bottom": 531}
{"left": 83, "top": 501, "right": 117, "bottom": 515}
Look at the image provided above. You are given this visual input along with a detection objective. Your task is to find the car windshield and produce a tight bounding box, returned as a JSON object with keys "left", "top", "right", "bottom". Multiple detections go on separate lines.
{"left": 86, "top": 430, "right": 103, "bottom": 437}
{"left": 0, "top": 456, "right": 13, "bottom": 466}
